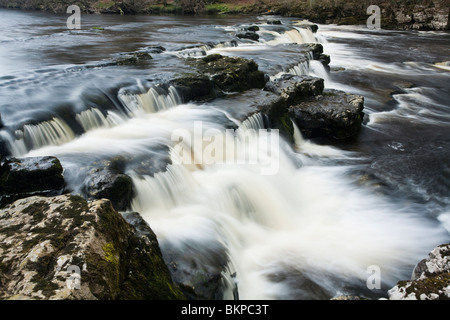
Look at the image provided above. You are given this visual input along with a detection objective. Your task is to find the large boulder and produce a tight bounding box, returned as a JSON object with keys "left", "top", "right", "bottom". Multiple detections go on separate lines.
{"left": 289, "top": 89, "right": 365, "bottom": 140}
{"left": 388, "top": 244, "right": 450, "bottom": 300}
{"left": 0, "top": 156, "right": 65, "bottom": 207}
{"left": 0, "top": 194, "right": 184, "bottom": 300}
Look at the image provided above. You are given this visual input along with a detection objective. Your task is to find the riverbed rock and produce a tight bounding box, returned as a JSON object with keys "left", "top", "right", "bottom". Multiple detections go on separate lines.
{"left": 0, "top": 194, "right": 184, "bottom": 300}
{"left": 170, "top": 75, "right": 216, "bottom": 102}
{"left": 161, "top": 239, "right": 231, "bottom": 300}
{"left": 83, "top": 157, "right": 133, "bottom": 212}
{"left": 289, "top": 89, "right": 365, "bottom": 140}
{"left": 266, "top": 74, "right": 325, "bottom": 106}
{"left": 192, "top": 54, "right": 267, "bottom": 93}
{"left": 236, "top": 32, "right": 260, "bottom": 42}
{"left": 0, "top": 156, "right": 65, "bottom": 207}
{"left": 171, "top": 54, "right": 267, "bottom": 102}
{"left": 388, "top": 244, "right": 450, "bottom": 300}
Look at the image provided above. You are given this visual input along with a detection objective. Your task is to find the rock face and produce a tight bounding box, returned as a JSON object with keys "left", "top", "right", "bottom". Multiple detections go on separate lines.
{"left": 0, "top": 195, "right": 184, "bottom": 300}
{"left": 0, "top": 157, "right": 65, "bottom": 207}
{"left": 388, "top": 244, "right": 450, "bottom": 300}
{"left": 289, "top": 89, "right": 365, "bottom": 140}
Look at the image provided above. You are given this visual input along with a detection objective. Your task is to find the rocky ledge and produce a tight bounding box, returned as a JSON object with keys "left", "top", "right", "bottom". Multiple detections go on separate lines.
{"left": 170, "top": 54, "right": 267, "bottom": 102}
{"left": 0, "top": 194, "right": 184, "bottom": 300}
{"left": 0, "top": 156, "right": 65, "bottom": 207}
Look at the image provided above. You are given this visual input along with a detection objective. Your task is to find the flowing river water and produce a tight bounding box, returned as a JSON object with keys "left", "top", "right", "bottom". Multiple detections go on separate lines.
{"left": 0, "top": 9, "right": 449, "bottom": 300}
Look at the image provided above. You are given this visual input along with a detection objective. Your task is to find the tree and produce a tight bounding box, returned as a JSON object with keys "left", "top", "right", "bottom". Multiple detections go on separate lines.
{"left": 174, "top": 0, "right": 207, "bottom": 14}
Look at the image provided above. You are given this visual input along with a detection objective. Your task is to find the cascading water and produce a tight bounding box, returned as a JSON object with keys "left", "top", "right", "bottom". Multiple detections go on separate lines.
{"left": 1, "top": 11, "right": 449, "bottom": 301}
{"left": 127, "top": 105, "right": 447, "bottom": 300}
{"left": 118, "top": 85, "right": 182, "bottom": 116}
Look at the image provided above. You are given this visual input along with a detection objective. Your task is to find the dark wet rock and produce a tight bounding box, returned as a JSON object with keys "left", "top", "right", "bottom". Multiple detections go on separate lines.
{"left": 171, "top": 54, "right": 267, "bottom": 102}
{"left": 267, "top": 20, "right": 282, "bottom": 25}
{"left": 318, "top": 54, "right": 331, "bottom": 70}
{"left": 0, "top": 137, "right": 9, "bottom": 161}
{"left": 0, "top": 195, "right": 184, "bottom": 300}
{"left": 303, "top": 43, "right": 325, "bottom": 60}
{"left": 0, "top": 156, "right": 65, "bottom": 207}
{"left": 388, "top": 243, "right": 450, "bottom": 300}
{"left": 236, "top": 32, "right": 260, "bottom": 41}
{"left": 113, "top": 51, "right": 152, "bottom": 66}
{"left": 297, "top": 23, "right": 319, "bottom": 33}
{"left": 83, "top": 157, "right": 133, "bottom": 212}
{"left": 289, "top": 89, "right": 365, "bottom": 140}
{"left": 170, "top": 75, "right": 217, "bottom": 103}
{"left": 145, "top": 45, "right": 166, "bottom": 54}
{"left": 245, "top": 25, "right": 260, "bottom": 32}
{"left": 195, "top": 54, "right": 267, "bottom": 93}
{"left": 121, "top": 212, "right": 207, "bottom": 299}
{"left": 161, "top": 239, "right": 231, "bottom": 300}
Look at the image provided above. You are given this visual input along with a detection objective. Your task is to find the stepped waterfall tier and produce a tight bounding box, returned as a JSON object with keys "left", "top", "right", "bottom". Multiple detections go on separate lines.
{"left": 0, "top": 9, "right": 449, "bottom": 303}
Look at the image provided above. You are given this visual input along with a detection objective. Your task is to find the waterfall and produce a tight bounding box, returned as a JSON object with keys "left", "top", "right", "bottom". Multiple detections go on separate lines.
{"left": 75, "top": 108, "right": 123, "bottom": 132}
{"left": 176, "top": 41, "right": 238, "bottom": 58}
{"left": 308, "top": 60, "right": 331, "bottom": 86}
{"left": 118, "top": 86, "right": 182, "bottom": 116}
{"left": 19, "top": 117, "right": 75, "bottom": 152}
{"left": 239, "top": 113, "right": 266, "bottom": 131}
{"left": 128, "top": 111, "right": 446, "bottom": 299}
{"left": 289, "top": 61, "right": 310, "bottom": 76}
{"left": 264, "top": 28, "right": 317, "bottom": 46}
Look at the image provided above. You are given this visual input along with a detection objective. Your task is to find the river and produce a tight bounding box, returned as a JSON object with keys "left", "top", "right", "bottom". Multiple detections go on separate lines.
{"left": 0, "top": 8, "right": 449, "bottom": 300}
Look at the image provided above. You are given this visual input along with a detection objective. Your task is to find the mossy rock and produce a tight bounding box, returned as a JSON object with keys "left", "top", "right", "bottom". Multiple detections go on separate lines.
{"left": 0, "top": 195, "right": 185, "bottom": 300}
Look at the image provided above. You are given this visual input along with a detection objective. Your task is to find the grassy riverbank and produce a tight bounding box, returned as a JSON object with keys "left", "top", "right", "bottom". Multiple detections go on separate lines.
{"left": 0, "top": 0, "right": 448, "bottom": 29}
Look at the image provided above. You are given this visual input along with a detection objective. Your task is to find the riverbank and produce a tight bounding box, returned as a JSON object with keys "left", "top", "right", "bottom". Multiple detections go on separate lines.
{"left": 0, "top": 0, "right": 448, "bottom": 30}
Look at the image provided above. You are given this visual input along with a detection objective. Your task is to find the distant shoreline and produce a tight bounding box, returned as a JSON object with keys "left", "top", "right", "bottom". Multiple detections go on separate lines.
{"left": 0, "top": 0, "right": 448, "bottom": 30}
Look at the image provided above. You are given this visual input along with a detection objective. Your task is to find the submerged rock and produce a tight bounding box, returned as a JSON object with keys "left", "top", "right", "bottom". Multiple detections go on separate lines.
{"left": 388, "top": 244, "right": 450, "bottom": 300}
{"left": 289, "top": 89, "right": 365, "bottom": 140}
{"left": 0, "top": 156, "right": 65, "bottom": 207}
{"left": 236, "top": 32, "right": 260, "bottom": 41}
{"left": 0, "top": 195, "right": 184, "bottom": 300}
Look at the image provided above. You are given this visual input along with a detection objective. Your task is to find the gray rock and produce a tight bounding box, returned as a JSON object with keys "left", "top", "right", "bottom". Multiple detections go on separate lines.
{"left": 289, "top": 89, "right": 365, "bottom": 140}
{"left": 388, "top": 244, "right": 450, "bottom": 300}
{"left": 83, "top": 157, "right": 133, "bottom": 212}
{"left": 0, "top": 195, "right": 184, "bottom": 300}
{"left": 266, "top": 75, "right": 325, "bottom": 106}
